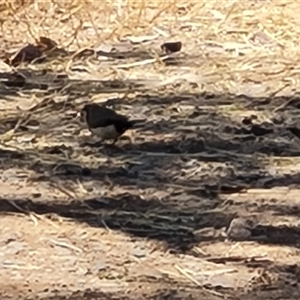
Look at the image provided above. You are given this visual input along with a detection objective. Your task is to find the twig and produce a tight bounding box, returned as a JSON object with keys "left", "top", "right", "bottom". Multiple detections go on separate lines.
{"left": 175, "top": 264, "right": 225, "bottom": 297}
{"left": 48, "top": 238, "right": 83, "bottom": 253}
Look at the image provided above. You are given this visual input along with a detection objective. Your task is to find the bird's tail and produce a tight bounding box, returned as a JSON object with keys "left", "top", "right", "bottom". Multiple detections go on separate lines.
{"left": 287, "top": 126, "right": 300, "bottom": 139}
{"left": 129, "top": 118, "right": 146, "bottom": 128}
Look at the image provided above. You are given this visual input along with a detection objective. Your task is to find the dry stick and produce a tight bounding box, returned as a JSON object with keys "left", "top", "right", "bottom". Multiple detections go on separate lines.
{"left": 105, "top": 6, "right": 137, "bottom": 41}
{"left": 114, "top": 55, "right": 170, "bottom": 69}
{"left": 48, "top": 181, "right": 77, "bottom": 200}
{"left": 2, "top": 263, "right": 41, "bottom": 270}
{"left": 8, "top": 199, "right": 62, "bottom": 230}
{"left": 133, "top": 149, "right": 254, "bottom": 160}
{"left": 186, "top": 268, "right": 238, "bottom": 277}
{"left": 6, "top": 200, "right": 41, "bottom": 229}
{"left": 64, "top": 17, "right": 84, "bottom": 50}
{"left": 48, "top": 238, "right": 83, "bottom": 253}
{"left": 149, "top": 2, "right": 175, "bottom": 24}
{"left": 30, "top": 213, "right": 62, "bottom": 230}
{"left": 7, "top": 200, "right": 27, "bottom": 213}
{"left": 175, "top": 265, "right": 225, "bottom": 298}
{"left": 218, "top": 1, "right": 237, "bottom": 26}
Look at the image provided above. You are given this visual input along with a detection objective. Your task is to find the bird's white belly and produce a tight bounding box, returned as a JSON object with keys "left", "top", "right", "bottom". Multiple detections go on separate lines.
{"left": 90, "top": 125, "right": 120, "bottom": 140}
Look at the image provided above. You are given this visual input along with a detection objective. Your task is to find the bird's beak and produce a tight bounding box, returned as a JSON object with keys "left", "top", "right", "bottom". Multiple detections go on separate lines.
{"left": 76, "top": 110, "right": 88, "bottom": 127}
{"left": 73, "top": 111, "right": 83, "bottom": 125}
{"left": 75, "top": 111, "right": 83, "bottom": 122}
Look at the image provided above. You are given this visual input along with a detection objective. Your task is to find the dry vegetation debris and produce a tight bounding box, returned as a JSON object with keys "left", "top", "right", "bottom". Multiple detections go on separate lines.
{"left": 0, "top": 0, "right": 300, "bottom": 299}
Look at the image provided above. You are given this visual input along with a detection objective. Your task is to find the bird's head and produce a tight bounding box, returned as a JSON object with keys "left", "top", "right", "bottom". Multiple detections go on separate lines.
{"left": 78, "top": 104, "right": 96, "bottom": 124}
{"left": 79, "top": 106, "right": 89, "bottom": 123}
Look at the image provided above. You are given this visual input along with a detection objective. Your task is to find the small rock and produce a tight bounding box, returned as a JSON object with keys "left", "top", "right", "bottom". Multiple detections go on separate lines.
{"left": 226, "top": 217, "right": 258, "bottom": 241}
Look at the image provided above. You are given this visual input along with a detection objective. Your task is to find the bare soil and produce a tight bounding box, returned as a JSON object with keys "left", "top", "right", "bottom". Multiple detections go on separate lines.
{"left": 1, "top": 1, "right": 300, "bottom": 299}
{"left": 1, "top": 86, "right": 300, "bottom": 299}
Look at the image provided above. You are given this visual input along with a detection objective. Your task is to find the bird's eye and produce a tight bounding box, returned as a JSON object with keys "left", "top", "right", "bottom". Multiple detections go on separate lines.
{"left": 78, "top": 111, "right": 86, "bottom": 122}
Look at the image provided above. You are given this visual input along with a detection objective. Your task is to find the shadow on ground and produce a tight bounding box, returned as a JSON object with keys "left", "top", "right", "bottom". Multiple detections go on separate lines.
{"left": 1, "top": 89, "right": 300, "bottom": 251}
{"left": 0, "top": 195, "right": 226, "bottom": 252}
{"left": 1, "top": 78, "right": 300, "bottom": 298}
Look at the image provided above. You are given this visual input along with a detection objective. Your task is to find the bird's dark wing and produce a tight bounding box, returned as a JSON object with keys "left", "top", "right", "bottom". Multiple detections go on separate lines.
{"left": 287, "top": 126, "right": 300, "bottom": 139}
{"left": 87, "top": 105, "right": 132, "bottom": 131}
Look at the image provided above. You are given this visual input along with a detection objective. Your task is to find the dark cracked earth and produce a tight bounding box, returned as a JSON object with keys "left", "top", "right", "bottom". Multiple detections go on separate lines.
{"left": 1, "top": 77, "right": 300, "bottom": 299}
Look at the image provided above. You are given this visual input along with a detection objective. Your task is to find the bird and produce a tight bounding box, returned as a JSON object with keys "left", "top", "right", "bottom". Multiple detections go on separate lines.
{"left": 287, "top": 126, "right": 300, "bottom": 139}
{"left": 78, "top": 103, "right": 136, "bottom": 144}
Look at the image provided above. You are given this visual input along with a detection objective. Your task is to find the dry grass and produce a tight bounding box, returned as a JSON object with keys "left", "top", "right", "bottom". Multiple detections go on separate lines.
{"left": 1, "top": 0, "right": 300, "bottom": 94}
{"left": 0, "top": 0, "right": 300, "bottom": 299}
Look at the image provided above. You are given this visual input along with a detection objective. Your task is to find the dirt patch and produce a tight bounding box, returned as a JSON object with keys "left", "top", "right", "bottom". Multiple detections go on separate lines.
{"left": 1, "top": 1, "right": 300, "bottom": 299}
{"left": 1, "top": 90, "right": 300, "bottom": 299}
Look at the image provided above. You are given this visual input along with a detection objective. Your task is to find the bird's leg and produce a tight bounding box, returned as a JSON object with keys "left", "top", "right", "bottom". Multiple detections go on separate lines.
{"left": 111, "top": 137, "right": 118, "bottom": 145}
{"left": 87, "top": 131, "right": 103, "bottom": 147}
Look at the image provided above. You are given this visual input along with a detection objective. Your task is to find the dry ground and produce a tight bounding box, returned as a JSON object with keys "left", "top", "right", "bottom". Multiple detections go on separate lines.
{"left": 1, "top": 0, "right": 300, "bottom": 299}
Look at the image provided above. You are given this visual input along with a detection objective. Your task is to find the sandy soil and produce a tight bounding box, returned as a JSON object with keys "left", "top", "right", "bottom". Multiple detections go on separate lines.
{"left": 1, "top": 1, "right": 300, "bottom": 299}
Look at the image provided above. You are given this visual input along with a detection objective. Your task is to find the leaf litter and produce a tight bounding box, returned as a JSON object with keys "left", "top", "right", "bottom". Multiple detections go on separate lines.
{"left": 0, "top": 0, "right": 300, "bottom": 299}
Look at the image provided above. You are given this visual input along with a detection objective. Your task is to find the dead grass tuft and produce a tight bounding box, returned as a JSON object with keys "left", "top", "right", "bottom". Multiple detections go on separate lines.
{"left": 0, "top": 0, "right": 300, "bottom": 94}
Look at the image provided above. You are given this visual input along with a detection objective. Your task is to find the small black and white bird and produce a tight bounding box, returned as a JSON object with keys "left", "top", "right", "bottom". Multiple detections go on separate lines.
{"left": 78, "top": 103, "right": 137, "bottom": 144}
{"left": 287, "top": 126, "right": 300, "bottom": 139}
